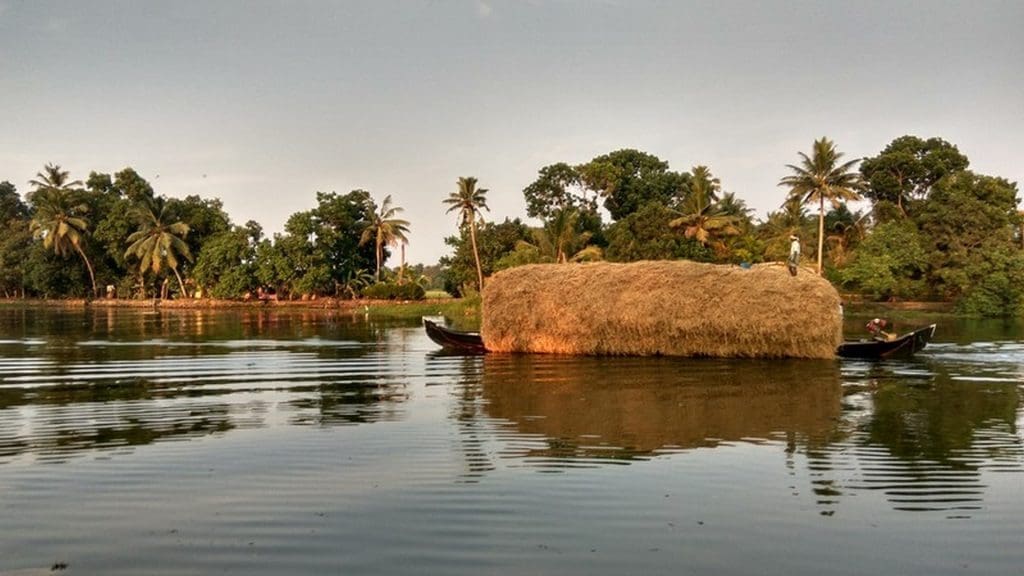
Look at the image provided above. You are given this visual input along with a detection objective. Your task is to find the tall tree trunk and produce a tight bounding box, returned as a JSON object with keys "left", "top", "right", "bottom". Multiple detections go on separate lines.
{"left": 172, "top": 266, "right": 188, "bottom": 299}
{"left": 375, "top": 241, "right": 382, "bottom": 282}
{"left": 398, "top": 243, "right": 406, "bottom": 284}
{"left": 73, "top": 243, "right": 98, "bottom": 297}
{"left": 817, "top": 195, "right": 825, "bottom": 275}
{"left": 469, "top": 217, "right": 484, "bottom": 293}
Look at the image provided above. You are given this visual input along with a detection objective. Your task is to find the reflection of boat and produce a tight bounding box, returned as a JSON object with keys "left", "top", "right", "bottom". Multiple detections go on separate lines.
{"left": 477, "top": 355, "right": 842, "bottom": 459}
{"left": 837, "top": 324, "right": 936, "bottom": 360}
{"left": 423, "top": 319, "right": 486, "bottom": 353}
{"left": 426, "top": 319, "right": 938, "bottom": 361}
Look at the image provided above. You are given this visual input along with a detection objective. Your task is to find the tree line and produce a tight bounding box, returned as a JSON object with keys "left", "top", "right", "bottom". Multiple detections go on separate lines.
{"left": 0, "top": 166, "right": 415, "bottom": 301}
{"left": 1, "top": 134, "right": 1021, "bottom": 315}
{"left": 441, "top": 135, "right": 1024, "bottom": 316}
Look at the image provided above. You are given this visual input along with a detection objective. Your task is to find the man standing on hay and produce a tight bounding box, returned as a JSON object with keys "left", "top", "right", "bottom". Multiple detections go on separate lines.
{"left": 787, "top": 235, "right": 801, "bottom": 276}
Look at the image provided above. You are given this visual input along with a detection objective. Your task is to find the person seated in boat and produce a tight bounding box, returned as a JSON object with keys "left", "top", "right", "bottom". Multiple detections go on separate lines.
{"left": 866, "top": 318, "right": 897, "bottom": 341}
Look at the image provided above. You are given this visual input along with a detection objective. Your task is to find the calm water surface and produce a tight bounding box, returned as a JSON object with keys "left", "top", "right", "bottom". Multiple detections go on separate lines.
{"left": 0, "top": 308, "right": 1021, "bottom": 575}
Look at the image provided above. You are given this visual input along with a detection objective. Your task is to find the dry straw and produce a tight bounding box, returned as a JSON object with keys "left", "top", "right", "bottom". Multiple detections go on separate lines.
{"left": 481, "top": 261, "right": 843, "bottom": 358}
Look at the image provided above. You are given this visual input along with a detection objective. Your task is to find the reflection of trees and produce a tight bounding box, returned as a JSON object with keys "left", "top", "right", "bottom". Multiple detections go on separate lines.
{"left": 0, "top": 308, "right": 424, "bottom": 464}
{"left": 466, "top": 355, "right": 843, "bottom": 467}
{"left": 834, "top": 363, "right": 1023, "bottom": 514}
{"left": 0, "top": 385, "right": 237, "bottom": 465}
{"left": 287, "top": 381, "right": 409, "bottom": 426}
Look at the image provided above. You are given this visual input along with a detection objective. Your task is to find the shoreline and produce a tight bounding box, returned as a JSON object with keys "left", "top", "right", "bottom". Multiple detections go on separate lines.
{"left": 2, "top": 293, "right": 958, "bottom": 311}
{"left": 0, "top": 297, "right": 448, "bottom": 309}
{"left": 0, "top": 296, "right": 480, "bottom": 323}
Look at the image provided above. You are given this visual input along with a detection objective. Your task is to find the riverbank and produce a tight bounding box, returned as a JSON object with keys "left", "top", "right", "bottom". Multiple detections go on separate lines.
{"left": 0, "top": 296, "right": 481, "bottom": 323}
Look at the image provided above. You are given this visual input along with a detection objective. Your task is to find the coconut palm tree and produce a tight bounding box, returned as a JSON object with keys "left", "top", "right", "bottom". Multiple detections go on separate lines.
{"left": 444, "top": 177, "right": 490, "bottom": 292}
{"left": 28, "top": 163, "right": 82, "bottom": 201}
{"left": 29, "top": 187, "right": 98, "bottom": 297}
{"left": 526, "top": 207, "right": 600, "bottom": 264}
{"left": 124, "top": 196, "right": 193, "bottom": 298}
{"left": 669, "top": 166, "right": 740, "bottom": 249}
{"left": 778, "top": 138, "right": 863, "bottom": 275}
{"left": 360, "top": 195, "right": 411, "bottom": 283}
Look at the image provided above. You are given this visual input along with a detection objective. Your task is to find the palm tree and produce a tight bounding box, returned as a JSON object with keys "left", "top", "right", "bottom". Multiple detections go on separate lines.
{"left": 28, "top": 163, "right": 82, "bottom": 201}
{"left": 29, "top": 187, "right": 98, "bottom": 297}
{"left": 669, "top": 166, "right": 740, "bottom": 249}
{"left": 759, "top": 197, "right": 811, "bottom": 262}
{"left": 525, "top": 208, "right": 600, "bottom": 264}
{"left": 341, "top": 268, "right": 373, "bottom": 299}
{"left": 443, "top": 177, "right": 489, "bottom": 292}
{"left": 778, "top": 138, "right": 863, "bottom": 274}
{"left": 124, "top": 196, "right": 193, "bottom": 298}
{"left": 359, "top": 195, "right": 411, "bottom": 283}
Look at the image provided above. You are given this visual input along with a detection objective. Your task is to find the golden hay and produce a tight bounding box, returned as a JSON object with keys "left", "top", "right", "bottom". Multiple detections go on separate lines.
{"left": 481, "top": 261, "right": 843, "bottom": 358}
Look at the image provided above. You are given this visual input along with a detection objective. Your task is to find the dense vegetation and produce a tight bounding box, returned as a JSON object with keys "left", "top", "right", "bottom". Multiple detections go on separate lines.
{"left": 0, "top": 168, "right": 425, "bottom": 301}
{"left": 2, "top": 134, "right": 1021, "bottom": 315}
{"left": 441, "top": 136, "right": 1023, "bottom": 316}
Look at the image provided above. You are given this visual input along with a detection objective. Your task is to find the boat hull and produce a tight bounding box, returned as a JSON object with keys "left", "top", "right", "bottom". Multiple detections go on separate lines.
{"left": 836, "top": 324, "right": 936, "bottom": 360}
{"left": 423, "top": 319, "right": 487, "bottom": 353}
{"left": 424, "top": 320, "right": 937, "bottom": 360}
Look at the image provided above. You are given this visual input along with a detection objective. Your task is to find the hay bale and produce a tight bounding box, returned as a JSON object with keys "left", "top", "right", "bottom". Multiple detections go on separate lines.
{"left": 481, "top": 261, "right": 843, "bottom": 358}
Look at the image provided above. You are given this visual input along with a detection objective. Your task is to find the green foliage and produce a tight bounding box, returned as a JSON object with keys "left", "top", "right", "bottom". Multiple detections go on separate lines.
{"left": 361, "top": 281, "right": 426, "bottom": 300}
{"left": 443, "top": 176, "right": 490, "bottom": 293}
{"left": 24, "top": 244, "right": 88, "bottom": 298}
{"left": 170, "top": 195, "right": 231, "bottom": 266}
{"left": 840, "top": 220, "right": 928, "bottom": 300}
{"left": 522, "top": 162, "right": 595, "bottom": 219}
{"left": 440, "top": 218, "right": 530, "bottom": 296}
{"left": 254, "top": 190, "right": 378, "bottom": 299}
{"left": 124, "top": 195, "right": 193, "bottom": 297}
{"left": 669, "top": 165, "right": 741, "bottom": 250}
{"left": 28, "top": 183, "right": 98, "bottom": 297}
{"left": 193, "top": 227, "right": 260, "bottom": 299}
{"left": 757, "top": 197, "right": 814, "bottom": 262}
{"left": 914, "top": 171, "right": 1020, "bottom": 301}
{"left": 577, "top": 149, "right": 689, "bottom": 221}
{"left": 954, "top": 243, "right": 1024, "bottom": 317}
{"left": 860, "top": 135, "right": 969, "bottom": 213}
{"left": 778, "top": 137, "right": 864, "bottom": 274}
{"left": 605, "top": 202, "right": 712, "bottom": 262}
{"left": 359, "top": 194, "right": 410, "bottom": 282}
{"left": 311, "top": 190, "right": 378, "bottom": 285}
{"left": 0, "top": 181, "right": 28, "bottom": 222}
{"left": 0, "top": 182, "right": 31, "bottom": 296}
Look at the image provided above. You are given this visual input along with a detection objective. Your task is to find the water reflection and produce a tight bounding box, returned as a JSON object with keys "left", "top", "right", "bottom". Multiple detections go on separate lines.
{"left": 833, "top": 356, "right": 1022, "bottom": 515}
{"left": 0, "top": 308, "right": 420, "bottom": 465}
{"left": 459, "top": 354, "right": 843, "bottom": 465}
{"left": 443, "top": 352, "right": 1022, "bottom": 517}
{"left": 1, "top": 307, "right": 1021, "bottom": 521}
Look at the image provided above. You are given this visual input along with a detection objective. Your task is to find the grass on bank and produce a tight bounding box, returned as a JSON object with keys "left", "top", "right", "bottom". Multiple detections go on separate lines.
{"left": 364, "top": 296, "right": 480, "bottom": 327}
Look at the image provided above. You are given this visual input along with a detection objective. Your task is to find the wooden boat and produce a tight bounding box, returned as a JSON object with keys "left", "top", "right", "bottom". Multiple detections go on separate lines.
{"left": 423, "top": 319, "right": 487, "bottom": 353}
{"left": 425, "top": 319, "right": 937, "bottom": 360}
{"left": 836, "top": 324, "right": 936, "bottom": 360}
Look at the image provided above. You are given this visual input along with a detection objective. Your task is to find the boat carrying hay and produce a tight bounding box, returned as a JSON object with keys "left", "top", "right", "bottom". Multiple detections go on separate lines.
{"left": 481, "top": 261, "right": 843, "bottom": 359}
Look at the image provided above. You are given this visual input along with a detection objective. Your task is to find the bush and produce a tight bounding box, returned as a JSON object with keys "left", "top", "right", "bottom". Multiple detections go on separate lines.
{"left": 362, "top": 281, "right": 426, "bottom": 301}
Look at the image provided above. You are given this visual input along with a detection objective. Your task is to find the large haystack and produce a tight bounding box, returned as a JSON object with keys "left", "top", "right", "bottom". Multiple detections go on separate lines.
{"left": 481, "top": 261, "right": 843, "bottom": 358}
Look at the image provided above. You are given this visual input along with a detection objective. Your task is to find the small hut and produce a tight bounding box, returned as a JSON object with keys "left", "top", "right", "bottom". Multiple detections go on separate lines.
{"left": 481, "top": 261, "right": 843, "bottom": 359}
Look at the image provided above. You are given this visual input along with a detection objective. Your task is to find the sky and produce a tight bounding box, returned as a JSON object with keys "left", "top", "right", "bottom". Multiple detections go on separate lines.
{"left": 1, "top": 0, "right": 1022, "bottom": 264}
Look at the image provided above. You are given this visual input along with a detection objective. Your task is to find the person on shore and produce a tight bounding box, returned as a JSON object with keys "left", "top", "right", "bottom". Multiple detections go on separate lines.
{"left": 787, "top": 235, "right": 800, "bottom": 276}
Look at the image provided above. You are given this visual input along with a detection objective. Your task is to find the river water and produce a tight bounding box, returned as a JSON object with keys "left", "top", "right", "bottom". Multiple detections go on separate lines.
{"left": 0, "top": 308, "right": 1021, "bottom": 575}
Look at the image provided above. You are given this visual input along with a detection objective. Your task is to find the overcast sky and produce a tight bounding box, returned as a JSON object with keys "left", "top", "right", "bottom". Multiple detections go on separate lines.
{"left": 2, "top": 0, "right": 1022, "bottom": 264}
